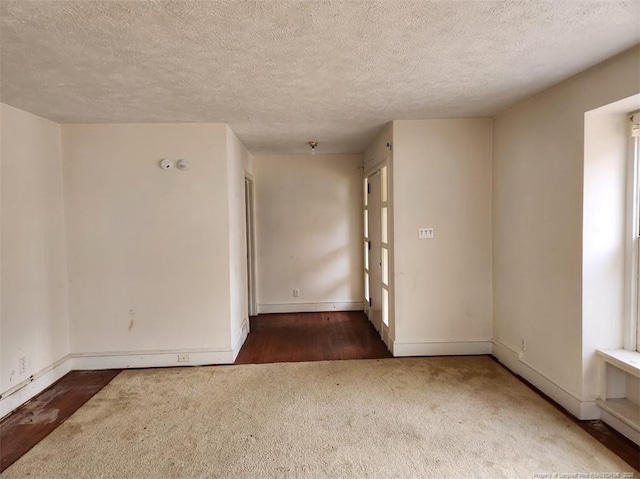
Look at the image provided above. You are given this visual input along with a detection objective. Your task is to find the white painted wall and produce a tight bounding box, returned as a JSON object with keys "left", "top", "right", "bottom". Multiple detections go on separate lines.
{"left": 254, "top": 154, "right": 364, "bottom": 313}
{"left": 0, "top": 103, "right": 2, "bottom": 405}
{"left": 225, "top": 126, "right": 253, "bottom": 354}
{"left": 62, "top": 124, "right": 234, "bottom": 363}
{"left": 492, "top": 46, "right": 640, "bottom": 418}
{"left": 391, "top": 119, "right": 493, "bottom": 355}
{"left": 1, "top": 104, "right": 70, "bottom": 396}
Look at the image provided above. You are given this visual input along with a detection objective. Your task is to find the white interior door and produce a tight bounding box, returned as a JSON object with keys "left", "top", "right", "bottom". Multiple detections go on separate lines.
{"left": 366, "top": 171, "right": 382, "bottom": 332}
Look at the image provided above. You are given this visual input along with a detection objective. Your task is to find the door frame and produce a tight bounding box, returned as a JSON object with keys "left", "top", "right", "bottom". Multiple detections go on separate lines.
{"left": 244, "top": 174, "right": 257, "bottom": 318}
{"left": 365, "top": 169, "right": 383, "bottom": 332}
{"left": 364, "top": 160, "right": 392, "bottom": 349}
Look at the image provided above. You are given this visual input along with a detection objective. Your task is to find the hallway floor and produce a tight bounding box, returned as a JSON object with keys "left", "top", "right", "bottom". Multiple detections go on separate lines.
{"left": 234, "top": 310, "right": 392, "bottom": 364}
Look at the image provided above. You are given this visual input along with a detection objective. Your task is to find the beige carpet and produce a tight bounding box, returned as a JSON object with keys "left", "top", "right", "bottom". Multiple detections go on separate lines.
{"left": 3, "top": 357, "right": 636, "bottom": 478}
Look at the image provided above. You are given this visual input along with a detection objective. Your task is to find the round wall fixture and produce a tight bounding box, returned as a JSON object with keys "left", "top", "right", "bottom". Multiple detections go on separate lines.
{"left": 159, "top": 158, "right": 173, "bottom": 170}
{"left": 176, "top": 159, "right": 190, "bottom": 171}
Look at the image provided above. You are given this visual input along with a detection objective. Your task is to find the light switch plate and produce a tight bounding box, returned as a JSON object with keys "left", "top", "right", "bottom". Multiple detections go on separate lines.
{"left": 418, "top": 227, "right": 434, "bottom": 239}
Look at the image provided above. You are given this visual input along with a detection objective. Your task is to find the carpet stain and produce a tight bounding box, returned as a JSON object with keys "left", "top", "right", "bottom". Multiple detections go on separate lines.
{"left": 60, "top": 423, "right": 84, "bottom": 436}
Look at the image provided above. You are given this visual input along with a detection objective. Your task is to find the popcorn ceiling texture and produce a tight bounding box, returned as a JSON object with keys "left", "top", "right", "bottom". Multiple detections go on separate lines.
{"left": 1, "top": 0, "right": 639, "bottom": 154}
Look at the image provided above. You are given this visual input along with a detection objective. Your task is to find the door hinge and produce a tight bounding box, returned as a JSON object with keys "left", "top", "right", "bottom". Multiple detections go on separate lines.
{"left": 367, "top": 183, "right": 371, "bottom": 194}
{"left": 368, "top": 241, "right": 371, "bottom": 250}
{"left": 369, "top": 298, "right": 372, "bottom": 306}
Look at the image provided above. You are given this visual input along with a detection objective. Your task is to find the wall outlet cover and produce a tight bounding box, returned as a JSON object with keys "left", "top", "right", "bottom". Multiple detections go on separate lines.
{"left": 19, "top": 357, "right": 27, "bottom": 374}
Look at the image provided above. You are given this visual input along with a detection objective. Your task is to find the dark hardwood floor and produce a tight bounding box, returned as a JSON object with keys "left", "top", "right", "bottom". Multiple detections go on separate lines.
{"left": 1, "top": 313, "right": 637, "bottom": 473}
{"left": 234, "top": 311, "right": 392, "bottom": 364}
{"left": 0, "top": 369, "right": 121, "bottom": 472}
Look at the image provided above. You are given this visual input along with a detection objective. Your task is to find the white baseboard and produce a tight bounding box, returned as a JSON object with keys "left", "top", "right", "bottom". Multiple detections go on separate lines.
{"left": 231, "top": 324, "right": 249, "bottom": 361}
{"left": 0, "top": 355, "right": 72, "bottom": 420}
{"left": 600, "top": 409, "right": 640, "bottom": 446}
{"left": 392, "top": 340, "right": 492, "bottom": 357}
{"left": 491, "top": 340, "right": 599, "bottom": 420}
{"left": 257, "top": 301, "right": 364, "bottom": 314}
{"left": 71, "top": 348, "right": 235, "bottom": 370}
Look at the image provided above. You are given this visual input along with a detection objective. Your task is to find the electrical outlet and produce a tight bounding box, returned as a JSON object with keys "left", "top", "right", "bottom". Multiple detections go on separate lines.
{"left": 177, "top": 354, "right": 190, "bottom": 362}
{"left": 293, "top": 289, "right": 300, "bottom": 298}
{"left": 19, "top": 357, "right": 27, "bottom": 374}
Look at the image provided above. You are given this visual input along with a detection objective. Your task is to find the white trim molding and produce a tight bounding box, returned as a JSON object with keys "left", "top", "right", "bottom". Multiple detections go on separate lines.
{"left": 231, "top": 324, "right": 250, "bottom": 362}
{"left": 257, "top": 301, "right": 364, "bottom": 314}
{"left": 492, "top": 341, "right": 600, "bottom": 420}
{"left": 392, "top": 340, "right": 492, "bottom": 357}
{"left": 600, "top": 408, "right": 640, "bottom": 445}
{"left": 0, "top": 355, "right": 73, "bottom": 420}
{"left": 624, "top": 133, "right": 639, "bottom": 352}
{"left": 596, "top": 349, "right": 640, "bottom": 445}
{"left": 71, "top": 348, "right": 235, "bottom": 370}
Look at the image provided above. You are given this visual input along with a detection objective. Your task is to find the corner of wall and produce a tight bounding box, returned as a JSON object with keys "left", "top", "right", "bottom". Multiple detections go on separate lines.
{"left": 225, "top": 125, "right": 253, "bottom": 350}
{"left": 1, "top": 104, "right": 71, "bottom": 416}
{"left": 491, "top": 341, "right": 599, "bottom": 420}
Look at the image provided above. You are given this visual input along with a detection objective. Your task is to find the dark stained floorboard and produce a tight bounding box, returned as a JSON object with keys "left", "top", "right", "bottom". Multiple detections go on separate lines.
{"left": 0, "top": 369, "right": 121, "bottom": 472}
{"left": 234, "top": 311, "right": 392, "bottom": 364}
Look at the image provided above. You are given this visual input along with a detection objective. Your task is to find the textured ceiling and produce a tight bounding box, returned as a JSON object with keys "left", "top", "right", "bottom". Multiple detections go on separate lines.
{"left": 1, "top": 1, "right": 639, "bottom": 155}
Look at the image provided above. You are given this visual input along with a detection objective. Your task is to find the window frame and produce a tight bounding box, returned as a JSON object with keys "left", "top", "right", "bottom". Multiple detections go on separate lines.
{"left": 624, "top": 119, "right": 640, "bottom": 352}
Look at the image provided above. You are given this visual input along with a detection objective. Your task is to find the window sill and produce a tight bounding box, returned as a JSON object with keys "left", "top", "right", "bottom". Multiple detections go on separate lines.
{"left": 596, "top": 349, "right": 640, "bottom": 378}
{"left": 596, "top": 349, "right": 640, "bottom": 438}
